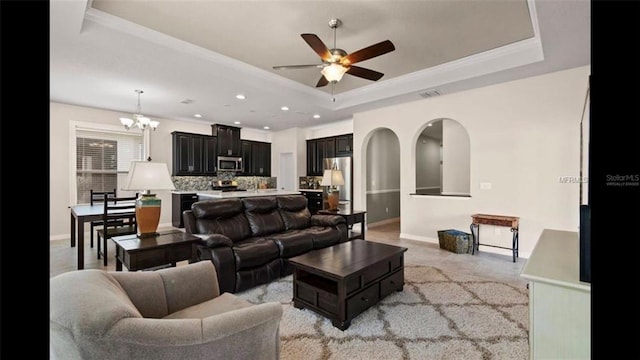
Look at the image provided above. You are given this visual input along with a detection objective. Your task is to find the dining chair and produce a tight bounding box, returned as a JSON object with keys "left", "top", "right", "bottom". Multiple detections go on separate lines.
{"left": 96, "top": 193, "right": 138, "bottom": 266}
{"left": 89, "top": 189, "right": 119, "bottom": 248}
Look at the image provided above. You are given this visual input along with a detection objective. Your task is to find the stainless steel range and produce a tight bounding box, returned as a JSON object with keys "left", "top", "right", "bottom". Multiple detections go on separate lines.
{"left": 210, "top": 180, "right": 246, "bottom": 192}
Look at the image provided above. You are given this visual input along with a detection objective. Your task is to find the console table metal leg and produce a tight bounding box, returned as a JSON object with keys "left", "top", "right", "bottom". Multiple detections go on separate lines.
{"left": 511, "top": 227, "right": 519, "bottom": 262}
{"left": 470, "top": 224, "right": 479, "bottom": 255}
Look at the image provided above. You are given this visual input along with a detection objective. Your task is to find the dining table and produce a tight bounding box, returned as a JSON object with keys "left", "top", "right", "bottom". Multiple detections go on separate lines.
{"left": 69, "top": 202, "right": 136, "bottom": 269}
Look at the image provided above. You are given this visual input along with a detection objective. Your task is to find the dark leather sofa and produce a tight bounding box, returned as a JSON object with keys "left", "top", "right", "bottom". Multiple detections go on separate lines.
{"left": 183, "top": 195, "right": 348, "bottom": 293}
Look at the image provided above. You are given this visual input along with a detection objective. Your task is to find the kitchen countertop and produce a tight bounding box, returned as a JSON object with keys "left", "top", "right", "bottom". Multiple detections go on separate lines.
{"left": 172, "top": 191, "right": 199, "bottom": 194}
{"left": 197, "top": 189, "right": 301, "bottom": 198}
{"left": 298, "top": 188, "right": 323, "bottom": 192}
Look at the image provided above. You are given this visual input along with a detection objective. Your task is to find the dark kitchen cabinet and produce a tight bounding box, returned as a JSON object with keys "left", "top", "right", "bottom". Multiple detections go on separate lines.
{"left": 335, "top": 134, "right": 353, "bottom": 156}
{"left": 211, "top": 124, "right": 241, "bottom": 156}
{"left": 240, "top": 140, "right": 271, "bottom": 176}
{"left": 307, "top": 140, "right": 318, "bottom": 176}
{"left": 300, "top": 190, "right": 324, "bottom": 214}
{"left": 203, "top": 136, "right": 217, "bottom": 175}
{"left": 172, "top": 132, "right": 203, "bottom": 176}
{"left": 251, "top": 141, "right": 271, "bottom": 176}
{"left": 306, "top": 134, "right": 348, "bottom": 176}
{"left": 172, "top": 193, "right": 199, "bottom": 228}
{"left": 240, "top": 140, "right": 253, "bottom": 176}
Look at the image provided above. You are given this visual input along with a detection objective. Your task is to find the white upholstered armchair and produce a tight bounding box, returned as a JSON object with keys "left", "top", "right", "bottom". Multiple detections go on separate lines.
{"left": 50, "top": 261, "right": 282, "bottom": 360}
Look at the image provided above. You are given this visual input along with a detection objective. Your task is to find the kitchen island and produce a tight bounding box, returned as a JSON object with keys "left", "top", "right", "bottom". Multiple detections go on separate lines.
{"left": 197, "top": 189, "right": 301, "bottom": 199}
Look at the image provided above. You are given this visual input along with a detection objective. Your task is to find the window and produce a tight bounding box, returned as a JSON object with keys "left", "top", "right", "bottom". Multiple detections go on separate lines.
{"left": 76, "top": 129, "right": 143, "bottom": 204}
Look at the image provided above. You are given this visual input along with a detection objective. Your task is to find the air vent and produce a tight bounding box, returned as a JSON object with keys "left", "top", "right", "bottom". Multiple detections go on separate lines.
{"left": 179, "top": 98, "right": 194, "bottom": 104}
{"left": 418, "top": 90, "right": 441, "bottom": 98}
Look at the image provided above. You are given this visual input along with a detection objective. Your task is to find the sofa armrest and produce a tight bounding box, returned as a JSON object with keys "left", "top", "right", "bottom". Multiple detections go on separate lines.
{"left": 196, "top": 234, "right": 234, "bottom": 248}
{"left": 311, "top": 214, "right": 346, "bottom": 227}
{"left": 183, "top": 210, "right": 197, "bottom": 234}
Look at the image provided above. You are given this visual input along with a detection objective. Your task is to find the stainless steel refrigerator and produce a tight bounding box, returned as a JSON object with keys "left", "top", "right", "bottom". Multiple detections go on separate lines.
{"left": 323, "top": 157, "right": 353, "bottom": 211}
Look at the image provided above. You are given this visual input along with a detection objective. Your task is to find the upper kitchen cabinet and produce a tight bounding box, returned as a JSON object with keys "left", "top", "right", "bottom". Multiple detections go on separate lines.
{"left": 251, "top": 141, "right": 271, "bottom": 176}
{"left": 172, "top": 132, "right": 217, "bottom": 176}
{"left": 240, "top": 140, "right": 253, "bottom": 176}
{"left": 211, "top": 124, "right": 241, "bottom": 156}
{"left": 306, "top": 134, "right": 350, "bottom": 176}
{"left": 203, "top": 136, "right": 217, "bottom": 175}
{"left": 172, "top": 132, "right": 204, "bottom": 176}
{"left": 241, "top": 140, "right": 271, "bottom": 176}
{"left": 335, "top": 134, "right": 353, "bottom": 156}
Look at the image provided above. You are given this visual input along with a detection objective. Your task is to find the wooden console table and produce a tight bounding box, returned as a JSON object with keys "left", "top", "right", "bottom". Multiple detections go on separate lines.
{"left": 470, "top": 214, "right": 519, "bottom": 262}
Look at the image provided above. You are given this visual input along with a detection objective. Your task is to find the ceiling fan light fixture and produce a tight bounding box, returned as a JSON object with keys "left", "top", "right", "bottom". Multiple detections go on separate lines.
{"left": 321, "top": 63, "right": 349, "bottom": 83}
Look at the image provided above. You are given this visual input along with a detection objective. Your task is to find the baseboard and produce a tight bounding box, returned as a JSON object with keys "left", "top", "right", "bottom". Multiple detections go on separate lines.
{"left": 368, "top": 217, "right": 400, "bottom": 228}
{"left": 399, "top": 232, "right": 530, "bottom": 259}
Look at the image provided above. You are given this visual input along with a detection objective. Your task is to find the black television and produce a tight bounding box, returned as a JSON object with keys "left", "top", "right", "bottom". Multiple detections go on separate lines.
{"left": 578, "top": 78, "right": 591, "bottom": 283}
{"left": 579, "top": 205, "right": 591, "bottom": 283}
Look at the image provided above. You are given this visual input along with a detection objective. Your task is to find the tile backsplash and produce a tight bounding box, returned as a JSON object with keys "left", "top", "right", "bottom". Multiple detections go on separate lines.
{"left": 172, "top": 176, "right": 277, "bottom": 191}
{"left": 299, "top": 176, "right": 323, "bottom": 190}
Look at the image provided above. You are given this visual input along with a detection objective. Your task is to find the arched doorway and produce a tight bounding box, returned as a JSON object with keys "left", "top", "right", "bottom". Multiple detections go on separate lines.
{"left": 365, "top": 128, "right": 401, "bottom": 228}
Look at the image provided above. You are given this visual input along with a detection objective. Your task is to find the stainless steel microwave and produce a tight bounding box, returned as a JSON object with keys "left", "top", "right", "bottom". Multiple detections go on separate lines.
{"left": 217, "top": 156, "right": 243, "bottom": 172}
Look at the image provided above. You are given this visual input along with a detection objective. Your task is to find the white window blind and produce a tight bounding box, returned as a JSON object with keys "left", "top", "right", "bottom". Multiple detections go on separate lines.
{"left": 76, "top": 129, "right": 144, "bottom": 203}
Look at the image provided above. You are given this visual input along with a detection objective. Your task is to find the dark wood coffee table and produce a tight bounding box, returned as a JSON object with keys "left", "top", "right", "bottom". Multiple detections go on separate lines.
{"left": 112, "top": 230, "right": 201, "bottom": 271}
{"left": 288, "top": 240, "right": 407, "bottom": 330}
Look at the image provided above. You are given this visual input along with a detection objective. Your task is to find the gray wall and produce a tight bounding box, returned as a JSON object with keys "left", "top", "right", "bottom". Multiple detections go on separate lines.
{"left": 366, "top": 128, "right": 400, "bottom": 223}
{"left": 416, "top": 134, "right": 441, "bottom": 192}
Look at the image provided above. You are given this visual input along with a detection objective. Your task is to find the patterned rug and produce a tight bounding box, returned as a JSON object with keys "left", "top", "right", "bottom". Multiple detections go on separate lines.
{"left": 236, "top": 265, "right": 530, "bottom": 360}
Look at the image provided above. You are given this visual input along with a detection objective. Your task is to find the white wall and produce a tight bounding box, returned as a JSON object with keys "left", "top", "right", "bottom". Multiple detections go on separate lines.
{"left": 353, "top": 66, "right": 590, "bottom": 257}
{"left": 270, "top": 127, "right": 307, "bottom": 190}
{"left": 50, "top": 102, "right": 270, "bottom": 239}
{"left": 442, "top": 119, "right": 471, "bottom": 195}
{"left": 416, "top": 135, "right": 441, "bottom": 190}
{"left": 306, "top": 118, "right": 353, "bottom": 139}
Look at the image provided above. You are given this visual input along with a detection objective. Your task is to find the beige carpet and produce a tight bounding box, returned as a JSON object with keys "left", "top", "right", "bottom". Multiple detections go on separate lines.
{"left": 237, "top": 265, "right": 530, "bottom": 360}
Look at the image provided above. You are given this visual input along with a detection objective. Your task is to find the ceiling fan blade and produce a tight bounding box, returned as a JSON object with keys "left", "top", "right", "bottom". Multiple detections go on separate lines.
{"left": 346, "top": 66, "right": 384, "bottom": 81}
{"left": 273, "top": 64, "right": 325, "bottom": 70}
{"left": 341, "top": 40, "right": 395, "bottom": 65}
{"left": 316, "top": 76, "right": 329, "bottom": 87}
{"left": 301, "top": 34, "right": 332, "bottom": 61}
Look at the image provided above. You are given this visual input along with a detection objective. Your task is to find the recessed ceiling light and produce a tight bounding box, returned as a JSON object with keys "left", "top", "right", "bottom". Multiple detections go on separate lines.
{"left": 263, "top": 126, "right": 270, "bottom": 130}
{"left": 194, "top": 114, "right": 202, "bottom": 118}
{"left": 427, "top": 123, "right": 433, "bottom": 127}
{"left": 234, "top": 121, "right": 241, "bottom": 125}
{"left": 236, "top": 94, "right": 246, "bottom": 100}
{"left": 281, "top": 106, "right": 289, "bottom": 111}
{"left": 313, "top": 114, "right": 321, "bottom": 119}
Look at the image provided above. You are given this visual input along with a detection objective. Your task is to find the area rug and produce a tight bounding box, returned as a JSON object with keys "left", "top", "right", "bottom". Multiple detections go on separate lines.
{"left": 236, "top": 265, "right": 530, "bottom": 360}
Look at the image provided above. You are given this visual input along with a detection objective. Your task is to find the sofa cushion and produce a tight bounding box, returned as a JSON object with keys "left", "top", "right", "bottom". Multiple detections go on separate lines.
{"left": 306, "top": 226, "right": 342, "bottom": 249}
{"left": 163, "top": 293, "right": 252, "bottom": 319}
{"left": 269, "top": 230, "right": 314, "bottom": 258}
{"left": 192, "top": 199, "right": 251, "bottom": 242}
{"left": 233, "top": 238, "right": 280, "bottom": 270}
{"left": 277, "top": 195, "right": 311, "bottom": 230}
{"left": 242, "top": 197, "right": 286, "bottom": 236}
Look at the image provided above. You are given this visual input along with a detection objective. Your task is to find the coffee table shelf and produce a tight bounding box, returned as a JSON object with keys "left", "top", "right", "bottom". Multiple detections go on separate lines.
{"left": 289, "top": 240, "right": 407, "bottom": 330}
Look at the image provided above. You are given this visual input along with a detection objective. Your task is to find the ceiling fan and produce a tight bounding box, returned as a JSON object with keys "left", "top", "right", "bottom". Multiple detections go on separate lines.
{"left": 273, "top": 18, "right": 395, "bottom": 88}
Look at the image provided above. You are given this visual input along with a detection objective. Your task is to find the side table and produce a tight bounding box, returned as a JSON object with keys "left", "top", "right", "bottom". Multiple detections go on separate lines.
{"left": 470, "top": 214, "right": 519, "bottom": 262}
{"left": 112, "top": 230, "right": 201, "bottom": 271}
{"left": 318, "top": 209, "right": 367, "bottom": 240}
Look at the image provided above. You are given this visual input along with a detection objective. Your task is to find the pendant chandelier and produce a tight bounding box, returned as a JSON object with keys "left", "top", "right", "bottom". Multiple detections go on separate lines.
{"left": 119, "top": 90, "right": 159, "bottom": 131}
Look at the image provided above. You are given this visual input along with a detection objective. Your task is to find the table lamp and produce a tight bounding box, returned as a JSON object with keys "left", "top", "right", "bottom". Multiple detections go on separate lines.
{"left": 123, "top": 161, "right": 176, "bottom": 237}
{"left": 321, "top": 168, "right": 345, "bottom": 211}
